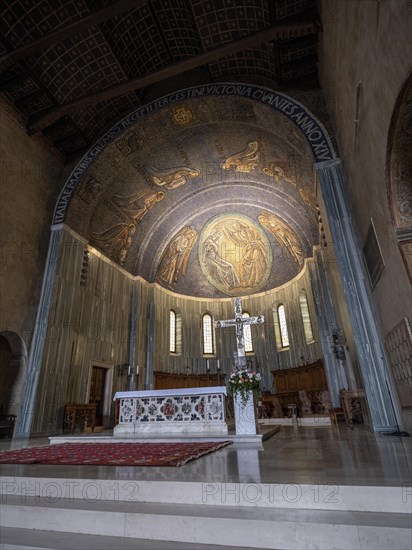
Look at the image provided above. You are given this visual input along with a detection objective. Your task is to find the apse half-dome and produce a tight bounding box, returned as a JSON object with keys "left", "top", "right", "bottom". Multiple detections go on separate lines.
{"left": 64, "top": 90, "right": 320, "bottom": 298}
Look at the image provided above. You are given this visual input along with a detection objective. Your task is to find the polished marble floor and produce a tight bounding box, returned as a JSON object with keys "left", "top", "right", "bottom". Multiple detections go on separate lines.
{"left": 1, "top": 424, "right": 411, "bottom": 486}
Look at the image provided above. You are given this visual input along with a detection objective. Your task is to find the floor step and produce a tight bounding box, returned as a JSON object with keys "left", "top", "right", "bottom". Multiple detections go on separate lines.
{"left": 1, "top": 495, "right": 411, "bottom": 549}
{"left": 0, "top": 527, "right": 268, "bottom": 550}
{"left": 1, "top": 477, "right": 409, "bottom": 513}
{"left": 48, "top": 425, "right": 280, "bottom": 445}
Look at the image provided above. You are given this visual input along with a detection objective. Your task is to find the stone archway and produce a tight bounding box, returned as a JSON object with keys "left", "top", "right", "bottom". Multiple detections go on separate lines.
{"left": 18, "top": 84, "right": 402, "bottom": 434}
{"left": 0, "top": 331, "right": 27, "bottom": 417}
{"left": 52, "top": 83, "right": 336, "bottom": 226}
{"left": 386, "top": 70, "right": 412, "bottom": 283}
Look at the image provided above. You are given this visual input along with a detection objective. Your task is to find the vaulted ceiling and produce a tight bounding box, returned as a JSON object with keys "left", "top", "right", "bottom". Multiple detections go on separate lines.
{"left": 1, "top": 0, "right": 320, "bottom": 158}
{"left": 1, "top": 0, "right": 326, "bottom": 298}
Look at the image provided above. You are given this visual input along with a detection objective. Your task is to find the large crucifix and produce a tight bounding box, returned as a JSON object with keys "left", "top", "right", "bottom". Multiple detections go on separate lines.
{"left": 215, "top": 297, "right": 264, "bottom": 369}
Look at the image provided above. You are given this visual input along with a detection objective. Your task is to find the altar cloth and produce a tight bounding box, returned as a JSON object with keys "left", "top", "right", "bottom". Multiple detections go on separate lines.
{"left": 114, "top": 386, "right": 227, "bottom": 400}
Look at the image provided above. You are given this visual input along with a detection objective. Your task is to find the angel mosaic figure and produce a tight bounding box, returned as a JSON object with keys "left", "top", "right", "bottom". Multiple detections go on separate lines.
{"left": 148, "top": 166, "right": 200, "bottom": 189}
{"left": 258, "top": 210, "right": 304, "bottom": 267}
{"left": 157, "top": 226, "right": 198, "bottom": 288}
{"left": 221, "top": 141, "right": 260, "bottom": 173}
{"left": 112, "top": 190, "right": 165, "bottom": 221}
{"left": 91, "top": 222, "right": 136, "bottom": 266}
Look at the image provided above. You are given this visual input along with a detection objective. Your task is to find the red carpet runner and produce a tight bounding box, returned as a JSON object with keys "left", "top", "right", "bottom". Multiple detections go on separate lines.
{"left": 0, "top": 441, "right": 232, "bottom": 467}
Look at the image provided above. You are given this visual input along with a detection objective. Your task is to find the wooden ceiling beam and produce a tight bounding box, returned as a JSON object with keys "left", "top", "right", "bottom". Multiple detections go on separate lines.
{"left": 29, "top": 20, "right": 318, "bottom": 133}
{"left": 0, "top": 69, "right": 27, "bottom": 90}
{"left": 14, "top": 89, "right": 47, "bottom": 109}
{"left": 0, "top": 0, "right": 147, "bottom": 65}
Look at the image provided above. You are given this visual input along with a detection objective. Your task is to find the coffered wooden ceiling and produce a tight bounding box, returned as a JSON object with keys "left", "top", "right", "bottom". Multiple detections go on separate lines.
{"left": 0, "top": 0, "right": 320, "bottom": 158}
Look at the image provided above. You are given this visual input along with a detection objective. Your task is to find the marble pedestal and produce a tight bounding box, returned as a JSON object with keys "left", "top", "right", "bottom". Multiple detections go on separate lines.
{"left": 233, "top": 391, "right": 258, "bottom": 435}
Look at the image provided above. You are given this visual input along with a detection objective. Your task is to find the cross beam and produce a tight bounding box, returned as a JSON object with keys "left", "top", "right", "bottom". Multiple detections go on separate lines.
{"left": 215, "top": 298, "right": 264, "bottom": 369}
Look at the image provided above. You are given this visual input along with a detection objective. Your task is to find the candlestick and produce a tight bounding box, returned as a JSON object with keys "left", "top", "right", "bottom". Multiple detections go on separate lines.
{"left": 217, "top": 359, "right": 220, "bottom": 370}
{"left": 207, "top": 359, "right": 210, "bottom": 371}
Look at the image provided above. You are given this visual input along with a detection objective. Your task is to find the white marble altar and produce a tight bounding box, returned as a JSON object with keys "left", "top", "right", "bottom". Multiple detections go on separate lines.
{"left": 113, "top": 387, "right": 228, "bottom": 436}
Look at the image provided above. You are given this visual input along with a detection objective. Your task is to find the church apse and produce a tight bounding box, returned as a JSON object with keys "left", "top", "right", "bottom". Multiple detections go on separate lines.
{"left": 62, "top": 93, "right": 319, "bottom": 298}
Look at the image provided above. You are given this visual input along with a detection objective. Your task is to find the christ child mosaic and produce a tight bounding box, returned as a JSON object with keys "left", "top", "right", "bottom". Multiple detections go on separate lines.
{"left": 199, "top": 214, "right": 272, "bottom": 296}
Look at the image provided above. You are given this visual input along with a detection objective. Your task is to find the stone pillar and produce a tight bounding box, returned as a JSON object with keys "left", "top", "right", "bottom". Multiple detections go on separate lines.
{"left": 316, "top": 159, "right": 402, "bottom": 431}
{"left": 308, "top": 253, "right": 348, "bottom": 407}
{"left": 14, "top": 227, "right": 63, "bottom": 438}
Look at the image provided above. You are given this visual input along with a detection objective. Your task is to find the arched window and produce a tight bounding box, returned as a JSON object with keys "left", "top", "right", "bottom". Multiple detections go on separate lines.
{"left": 277, "top": 304, "right": 290, "bottom": 348}
{"left": 202, "top": 313, "right": 214, "bottom": 354}
{"left": 299, "top": 289, "right": 314, "bottom": 343}
{"left": 242, "top": 312, "right": 254, "bottom": 353}
{"left": 169, "top": 310, "right": 176, "bottom": 353}
{"left": 169, "top": 309, "right": 182, "bottom": 354}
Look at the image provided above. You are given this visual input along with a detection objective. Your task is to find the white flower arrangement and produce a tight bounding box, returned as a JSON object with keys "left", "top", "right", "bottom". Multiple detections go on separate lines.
{"left": 228, "top": 367, "right": 261, "bottom": 406}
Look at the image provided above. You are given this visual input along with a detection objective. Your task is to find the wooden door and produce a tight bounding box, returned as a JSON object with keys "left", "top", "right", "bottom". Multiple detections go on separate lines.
{"left": 89, "top": 366, "right": 106, "bottom": 426}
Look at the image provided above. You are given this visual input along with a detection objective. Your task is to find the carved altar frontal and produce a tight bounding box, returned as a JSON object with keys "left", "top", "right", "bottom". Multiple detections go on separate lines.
{"left": 113, "top": 387, "right": 228, "bottom": 435}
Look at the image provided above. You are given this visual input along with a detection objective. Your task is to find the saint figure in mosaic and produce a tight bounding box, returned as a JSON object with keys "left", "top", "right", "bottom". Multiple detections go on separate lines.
{"left": 157, "top": 226, "right": 198, "bottom": 288}
{"left": 258, "top": 210, "right": 304, "bottom": 267}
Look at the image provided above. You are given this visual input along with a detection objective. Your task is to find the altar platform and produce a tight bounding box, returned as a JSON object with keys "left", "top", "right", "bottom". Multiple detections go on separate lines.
{"left": 2, "top": 423, "right": 409, "bottom": 486}
{"left": 1, "top": 426, "right": 411, "bottom": 549}
{"left": 46, "top": 424, "right": 280, "bottom": 446}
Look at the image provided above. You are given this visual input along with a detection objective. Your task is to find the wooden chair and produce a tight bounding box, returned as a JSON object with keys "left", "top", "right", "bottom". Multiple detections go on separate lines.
{"left": 329, "top": 407, "right": 345, "bottom": 426}
{"left": 64, "top": 403, "right": 96, "bottom": 433}
{"left": 0, "top": 414, "right": 16, "bottom": 439}
{"left": 262, "top": 395, "right": 283, "bottom": 418}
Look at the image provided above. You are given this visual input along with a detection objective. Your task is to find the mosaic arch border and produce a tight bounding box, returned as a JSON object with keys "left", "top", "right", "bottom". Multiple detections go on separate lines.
{"left": 385, "top": 69, "right": 412, "bottom": 284}
{"left": 52, "top": 83, "right": 337, "bottom": 226}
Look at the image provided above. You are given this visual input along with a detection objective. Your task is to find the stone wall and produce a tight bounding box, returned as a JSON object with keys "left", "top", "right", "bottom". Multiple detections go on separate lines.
{"left": 318, "top": 0, "right": 412, "bottom": 334}
{"left": 0, "top": 105, "right": 63, "bottom": 349}
{"left": 149, "top": 262, "right": 323, "bottom": 394}
{"left": 32, "top": 228, "right": 134, "bottom": 434}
